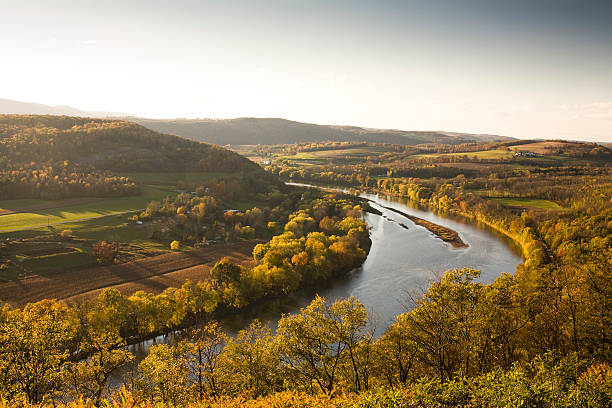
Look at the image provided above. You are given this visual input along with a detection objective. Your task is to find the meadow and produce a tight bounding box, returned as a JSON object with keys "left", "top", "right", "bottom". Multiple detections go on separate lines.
{"left": 410, "top": 148, "right": 515, "bottom": 159}
{"left": 0, "top": 185, "right": 175, "bottom": 232}
{"left": 490, "top": 197, "right": 564, "bottom": 210}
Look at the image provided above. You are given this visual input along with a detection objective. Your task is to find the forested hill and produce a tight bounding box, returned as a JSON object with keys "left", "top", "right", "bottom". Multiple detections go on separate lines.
{"left": 0, "top": 115, "right": 261, "bottom": 173}
{"left": 134, "top": 117, "right": 514, "bottom": 146}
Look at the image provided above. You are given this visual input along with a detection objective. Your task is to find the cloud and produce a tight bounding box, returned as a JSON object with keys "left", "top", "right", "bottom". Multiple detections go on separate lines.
{"left": 77, "top": 39, "right": 97, "bottom": 45}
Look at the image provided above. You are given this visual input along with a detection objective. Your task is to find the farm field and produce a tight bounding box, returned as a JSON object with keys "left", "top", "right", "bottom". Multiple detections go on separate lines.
{"left": 410, "top": 149, "right": 515, "bottom": 159}
{"left": 273, "top": 146, "right": 397, "bottom": 165}
{"left": 0, "top": 185, "right": 175, "bottom": 232}
{"left": 0, "top": 240, "right": 260, "bottom": 307}
{"left": 490, "top": 197, "right": 563, "bottom": 210}
{"left": 511, "top": 141, "right": 573, "bottom": 154}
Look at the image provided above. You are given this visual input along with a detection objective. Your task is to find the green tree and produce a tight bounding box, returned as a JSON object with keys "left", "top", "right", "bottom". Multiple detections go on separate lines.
{"left": 219, "top": 320, "right": 281, "bottom": 397}
{"left": 186, "top": 322, "right": 227, "bottom": 400}
{"left": 136, "top": 343, "right": 189, "bottom": 406}
{"left": 0, "top": 300, "right": 78, "bottom": 403}
{"left": 276, "top": 295, "right": 371, "bottom": 394}
{"left": 65, "top": 330, "right": 133, "bottom": 406}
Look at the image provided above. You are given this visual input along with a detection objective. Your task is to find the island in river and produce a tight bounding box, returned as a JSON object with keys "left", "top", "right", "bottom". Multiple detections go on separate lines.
{"left": 375, "top": 203, "right": 468, "bottom": 248}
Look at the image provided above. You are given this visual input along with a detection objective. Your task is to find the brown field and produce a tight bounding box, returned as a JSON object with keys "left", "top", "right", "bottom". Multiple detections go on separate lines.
{"left": 0, "top": 240, "right": 261, "bottom": 307}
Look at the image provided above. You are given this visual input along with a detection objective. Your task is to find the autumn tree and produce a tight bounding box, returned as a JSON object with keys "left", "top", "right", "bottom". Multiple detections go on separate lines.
{"left": 186, "top": 322, "right": 227, "bottom": 400}
{"left": 136, "top": 343, "right": 189, "bottom": 406}
{"left": 64, "top": 330, "right": 133, "bottom": 406}
{"left": 276, "top": 295, "right": 371, "bottom": 394}
{"left": 92, "top": 241, "right": 118, "bottom": 265}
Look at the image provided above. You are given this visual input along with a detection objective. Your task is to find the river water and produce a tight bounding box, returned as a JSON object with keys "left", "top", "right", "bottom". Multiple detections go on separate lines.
{"left": 112, "top": 185, "right": 522, "bottom": 385}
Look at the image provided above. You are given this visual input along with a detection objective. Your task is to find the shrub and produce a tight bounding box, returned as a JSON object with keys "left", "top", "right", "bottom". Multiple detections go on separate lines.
{"left": 59, "top": 229, "right": 73, "bottom": 240}
{"left": 92, "top": 241, "right": 118, "bottom": 264}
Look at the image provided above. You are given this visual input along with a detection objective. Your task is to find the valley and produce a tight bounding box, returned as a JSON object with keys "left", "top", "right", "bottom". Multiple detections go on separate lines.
{"left": 0, "top": 114, "right": 609, "bottom": 407}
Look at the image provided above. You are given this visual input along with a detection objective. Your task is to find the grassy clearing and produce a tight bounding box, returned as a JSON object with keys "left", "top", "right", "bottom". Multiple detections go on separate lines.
{"left": 0, "top": 186, "right": 175, "bottom": 232}
{"left": 277, "top": 146, "right": 394, "bottom": 163}
{"left": 0, "top": 198, "right": 60, "bottom": 212}
{"left": 20, "top": 250, "right": 93, "bottom": 274}
{"left": 410, "top": 149, "right": 515, "bottom": 160}
{"left": 65, "top": 215, "right": 170, "bottom": 250}
{"left": 491, "top": 198, "right": 563, "bottom": 210}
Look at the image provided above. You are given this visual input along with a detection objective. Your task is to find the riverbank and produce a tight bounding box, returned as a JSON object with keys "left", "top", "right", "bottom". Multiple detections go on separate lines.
{"left": 370, "top": 188, "right": 530, "bottom": 262}
{"left": 107, "top": 182, "right": 522, "bottom": 386}
{"left": 287, "top": 182, "right": 468, "bottom": 249}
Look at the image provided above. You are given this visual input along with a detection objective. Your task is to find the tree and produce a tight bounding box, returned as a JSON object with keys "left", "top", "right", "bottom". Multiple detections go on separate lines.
{"left": 276, "top": 295, "right": 371, "bottom": 394}
{"left": 65, "top": 330, "right": 133, "bottom": 406}
{"left": 137, "top": 343, "right": 189, "bottom": 406}
{"left": 219, "top": 320, "right": 281, "bottom": 397}
{"left": 397, "top": 268, "right": 485, "bottom": 381}
{"left": 92, "top": 241, "right": 118, "bottom": 264}
{"left": 0, "top": 300, "right": 78, "bottom": 403}
{"left": 186, "top": 322, "right": 227, "bottom": 400}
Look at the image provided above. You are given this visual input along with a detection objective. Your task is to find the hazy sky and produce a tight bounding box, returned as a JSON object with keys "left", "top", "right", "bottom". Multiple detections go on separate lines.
{"left": 1, "top": 0, "right": 611, "bottom": 141}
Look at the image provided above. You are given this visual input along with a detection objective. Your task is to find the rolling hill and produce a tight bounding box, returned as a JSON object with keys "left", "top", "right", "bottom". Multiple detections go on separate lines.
{"left": 0, "top": 115, "right": 265, "bottom": 200}
{"left": 134, "top": 117, "right": 514, "bottom": 146}
{"left": 0, "top": 98, "right": 514, "bottom": 146}
{"left": 0, "top": 98, "right": 130, "bottom": 118}
{"left": 0, "top": 115, "right": 260, "bottom": 173}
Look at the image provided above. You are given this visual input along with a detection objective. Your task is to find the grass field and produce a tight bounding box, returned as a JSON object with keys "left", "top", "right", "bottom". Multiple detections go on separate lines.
{"left": 20, "top": 249, "right": 93, "bottom": 274}
{"left": 410, "top": 149, "right": 515, "bottom": 160}
{"left": 0, "top": 186, "right": 175, "bottom": 232}
{"left": 491, "top": 198, "right": 563, "bottom": 210}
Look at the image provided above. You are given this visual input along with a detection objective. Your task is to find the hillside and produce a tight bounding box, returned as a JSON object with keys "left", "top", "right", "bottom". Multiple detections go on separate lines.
{"left": 0, "top": 115, "right": 263, "bottom": 200}
{"left": 133, "top": 117, "right": 514, "bottom": 146}
{"left": 0, "top": 115, "right": 260, "bottom": 173}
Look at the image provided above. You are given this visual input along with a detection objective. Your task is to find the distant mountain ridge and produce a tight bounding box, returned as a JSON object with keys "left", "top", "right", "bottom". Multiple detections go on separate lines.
{"left": 134, "top": 117, "right": 514, "bottom": 146}
{"left": 0, "top": 97, "right": 513, "bottom": 145}
{"left": 0, "top": 98, "right": 130, "bottom": 118}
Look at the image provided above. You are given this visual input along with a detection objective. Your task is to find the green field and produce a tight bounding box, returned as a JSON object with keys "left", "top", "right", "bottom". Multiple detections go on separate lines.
{"left": 20, "top": 249, "right": 93, "bottom": 274}
{"left": 410, "top": 149, "right": 515, "bottom": 160}
{"left": 491, "top": 198, "right": 563, "bottom": 210}
{"left": 0, "top": 186, "right": 175, "bottom": 232}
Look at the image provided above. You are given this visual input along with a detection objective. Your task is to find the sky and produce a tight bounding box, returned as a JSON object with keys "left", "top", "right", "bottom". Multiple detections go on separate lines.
{"left": 1, "top": 0, "right": 611, "bottom": 141}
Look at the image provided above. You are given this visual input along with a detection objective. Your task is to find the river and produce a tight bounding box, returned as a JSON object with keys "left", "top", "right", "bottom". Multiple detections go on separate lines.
{"left": 111, "top": 184, "right": 522, "bottom": 385}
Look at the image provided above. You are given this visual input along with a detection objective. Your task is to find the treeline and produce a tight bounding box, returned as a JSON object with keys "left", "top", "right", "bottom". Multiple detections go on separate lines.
{"left": 0, "top": 196, "right": 370, "bottom": 405}
{"left": 2, "top": 268, "right": 609, "bottom": 407}
{"left": 270, "top": 160, "right": 612, "bottom": 191}
{"left": 0, "top": 161, "right": 139, "bottom": 200}
{"left": 134, "top": 176, "right": 288, "bottom": 246}
{"left": 104, "top": 271, "right": 612, "bottom": 406}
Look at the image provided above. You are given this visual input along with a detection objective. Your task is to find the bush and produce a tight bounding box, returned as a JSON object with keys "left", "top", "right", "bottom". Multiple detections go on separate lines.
{"left": 92, "top": 241, "right": 118, "bottom": 264}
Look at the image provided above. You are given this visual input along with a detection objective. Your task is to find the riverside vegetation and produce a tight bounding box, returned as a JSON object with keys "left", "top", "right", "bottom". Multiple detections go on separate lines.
{"left": 0, "top": 128, "right": 610, "bottom": 406}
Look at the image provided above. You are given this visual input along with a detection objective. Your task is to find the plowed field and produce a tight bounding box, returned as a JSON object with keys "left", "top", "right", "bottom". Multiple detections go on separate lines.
{"left": 0, "top": 240, "right": 260, "bottom": 307}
